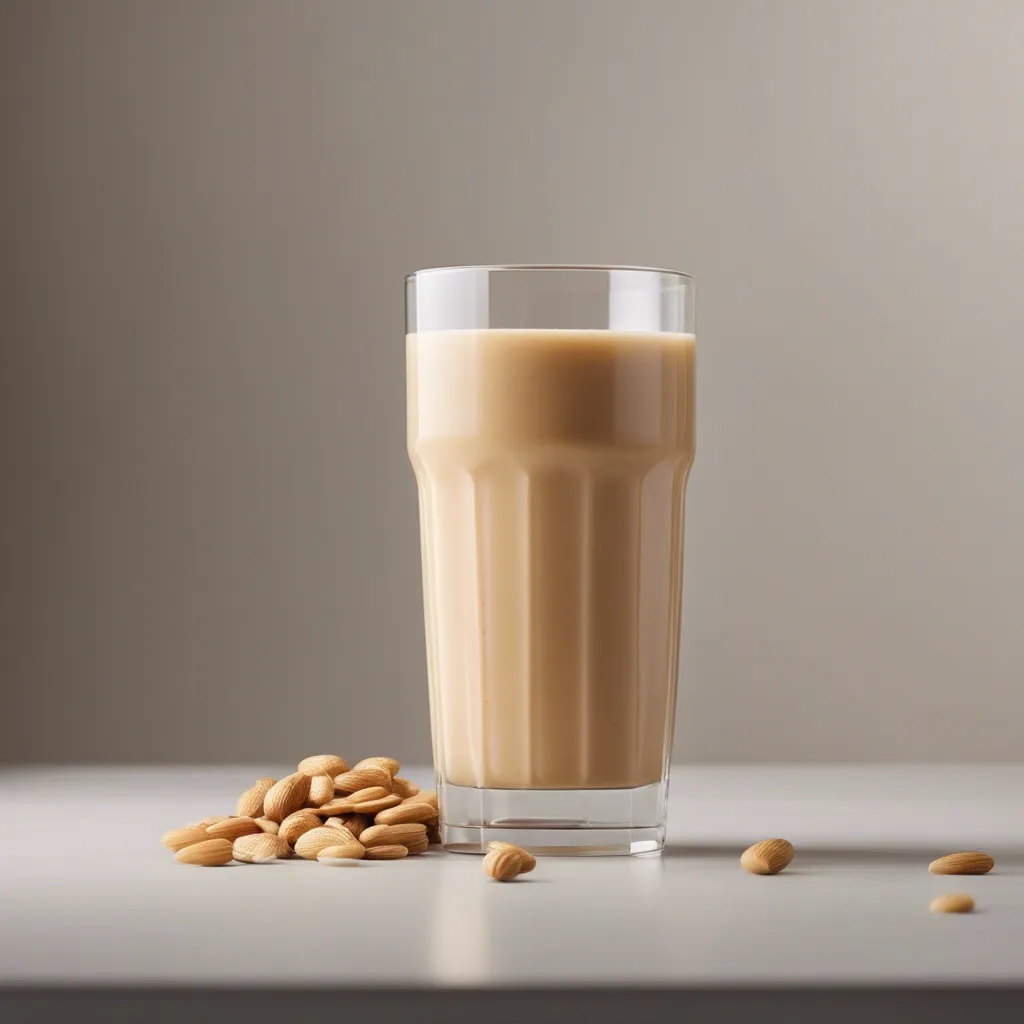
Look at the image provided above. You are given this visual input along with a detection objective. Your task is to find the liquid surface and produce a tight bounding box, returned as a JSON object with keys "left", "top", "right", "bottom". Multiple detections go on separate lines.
{"left": 408, "top": 329, "right": 696, "bottom": 789}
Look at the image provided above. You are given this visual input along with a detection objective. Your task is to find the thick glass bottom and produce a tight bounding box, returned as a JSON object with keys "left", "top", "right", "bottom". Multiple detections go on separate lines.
{"left": 439, "top": 780, "right": 667, "bottom": 856}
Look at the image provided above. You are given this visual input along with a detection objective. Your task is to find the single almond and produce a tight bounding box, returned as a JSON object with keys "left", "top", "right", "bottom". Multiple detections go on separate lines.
{"left": 263, "top": 772, "right": 312, "bottom": 823}
{"left": 161, "top": 826, "right": 209, "bottom": 852}
{"left": 406, "top": 790, "right": 438, "bottom": 810}
{"left": 488, "top": 841, "right": 536, "bottom": 874}
{"left": 175, "top": 838, "right": 234, "bottom": 866}
{"left": 233, "top": 833, "right": 291, "bottom": 863}
{"left": 360, "top": 822, "right": 428, "bottom": 849}
{"left": 190, "top": 815, "right": 230, "bottom": 828}
{"left": 482, "top": 847, "right": 522, "bottom": 881}
{"left": 352, "top": 794, "right": 403, "bottom": 814}
{"left": 405, "top": 836, "right": 430, "bottom": 856}
{"left": 334, "top": 767, "right": 393, "bottom": 794}
{"left": 254, "top": 817, "right": 280, "bottom": 834}
{"left": 295, "top": 825, "right": 354, "bottom": 860}
{"left": 364, "top": 844, "right": 408, "bottom": 860}
{"left": 315, "top": 787, "right": 389, "bottom": 817}
{"left": 206, "top": 816, "right": 261, "bottom": 842}
{"left": 740, "top": 838, "right": 794, "bottom": 875}
{"left": 307, "top": 774, "right": 335, "bottom": 808}
{"left": 374, "top": 801, "right": 437, "bottom": 826}
{"left": 297, "top": 754, "right": 349, "bottom": 778}
{"left": 235, "top": 777, "right": 276, "bottom": 818}
{"left": 338, "top": 813, "right": 372, "bottom": 840}
{"left": 321, "top": 822, "right": 359, "bottom": 845}
{"left": 353, "top": 756, "right": 401, "bottom": 777}
{"left": 928, "top": 852, "right": 994, "bottom": 875}
{"left": 391, "top": 777, "right": 420, "bottom": 799}
{"left": 279, "top": 809, "right": 322, "bottom": 846}
{"left": 316, "top": 843, "right": 365, "bottom": 862}
{"left": 930, "top": 893, "right": 975, "bottom": 914}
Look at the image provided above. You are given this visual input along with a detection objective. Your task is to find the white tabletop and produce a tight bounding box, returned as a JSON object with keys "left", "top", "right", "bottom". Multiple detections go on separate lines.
{"left": 3, "top": 764, "right": 1023, "bottom": 1019}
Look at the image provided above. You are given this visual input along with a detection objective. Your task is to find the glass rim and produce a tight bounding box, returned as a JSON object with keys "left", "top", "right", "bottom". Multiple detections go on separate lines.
{"left": 406, "top": 263, "right": 693, "bottom": 284}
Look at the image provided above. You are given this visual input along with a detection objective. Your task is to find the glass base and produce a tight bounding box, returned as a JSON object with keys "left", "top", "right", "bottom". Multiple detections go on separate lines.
{"left": 439, "top": 780, "right": 667, "bottom": 856}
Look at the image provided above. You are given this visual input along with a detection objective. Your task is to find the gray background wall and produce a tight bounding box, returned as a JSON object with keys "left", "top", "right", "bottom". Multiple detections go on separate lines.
{"left": 3, "top": 0, "right": 1024, "bottom": 764}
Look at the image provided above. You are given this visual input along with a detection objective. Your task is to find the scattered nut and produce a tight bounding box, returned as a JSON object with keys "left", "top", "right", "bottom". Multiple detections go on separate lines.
{"left": 929, "top": 852, "right": 994, "bottom": 875}
{"left": 930, "top": 893, "right": 975, "bottom": 914}
{"left": 488, "top": 841, "right": 536, "bottom": 873}
{"left": 740, "top": 839, "right": 794, "bottom": 875}
{"left": 482, "top": 846, "right": 522, "bottom": 881}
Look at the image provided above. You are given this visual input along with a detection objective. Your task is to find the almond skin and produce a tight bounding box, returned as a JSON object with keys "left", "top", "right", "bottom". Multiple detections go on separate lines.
{"left": 175, "top": 838, "right": 234, "bottom": 866}
{"left": 407, "top": 790, "right": 438, "bottom": 810}
{"left": 297, "top": 754, "right": 349, "bottom": 778}
{"left": 316, "top": 843, "right": 365, "bottom": 862}
{"left": 278, "top": 810, "right": 322, "bottom": 846}
{"left": 482, "top": 847, "right": 522, "bottom": 881}
{"left": 233, "top": 833, "right": 291, "bottom": 863}
{"left": 161, "top": 826, "right": 210, "bottom": 852}
{"left": 315, "top": 787, "right": 389, "bottom": 817}
{"left": 489, "top": 841, "right": 536, "bottom": 873}
{"left": 235, "top": 777, "right": 277, "bottom": 818}
{"left": 294, "top": 826, "right": 354, "bottom": 860}
{"left": 928, "top": 852, "right": 995, "bottom": 875}
{"left": 740, "top": 839, "right": 795, "bottom": 875}
{"left": 930, "top": 893, "right": 975, "bottom": 914}
{"left": 352, "top": 756, "right": 400, "bottom": 777}
{"left": 254, "top": 817, "right": 280, "bottom": 834}
{"left": 321, "top": 822, "right": 359, "bottom": 845}
{"left": 405, "top": 836, "right": 430, "bottom": 856}
{"left": 391, "top": 777, "right": 420, "bottom": 799}
{"left": 374, "top": 801, "right": 438, "bottom": 826}
{"left": 359, "top": 823, "right": 427, "bottom": 849}
{"left": 307, "top": 774, "right": 335, "bottom": 808}
{"left": 334, "top": 767, "right": 393, "bottom": 794}
{"left": 263, "top": 772, "right": 312, "bottom": 823}
{"left": 364, "top": 844, "right": 408, "bottom": 860}
{"left": 352, "top": 794, "right": 402, "bottom": 814}
{"left": 206, "top": 817, "right": 262, "bottom": 842}
{"left": 338, "top": 813, "right": 372, "bottom": 840}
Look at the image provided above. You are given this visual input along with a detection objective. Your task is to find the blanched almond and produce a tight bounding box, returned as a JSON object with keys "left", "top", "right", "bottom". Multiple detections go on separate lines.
{"left": 297, "top": 754, "right": 349, "bottom": 777}
{"left": 263, "top": 772, "right": 312, "bottom": 823}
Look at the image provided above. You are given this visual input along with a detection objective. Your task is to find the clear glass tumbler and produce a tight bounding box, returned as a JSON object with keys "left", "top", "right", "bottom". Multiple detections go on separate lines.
{"left": 407, "top": 265, "right": 695, "bottom": 855}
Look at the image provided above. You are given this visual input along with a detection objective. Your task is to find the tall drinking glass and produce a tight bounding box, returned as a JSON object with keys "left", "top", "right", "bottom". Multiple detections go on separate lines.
{"left": 407, "top": 266, "right": 695, "bottom": 855}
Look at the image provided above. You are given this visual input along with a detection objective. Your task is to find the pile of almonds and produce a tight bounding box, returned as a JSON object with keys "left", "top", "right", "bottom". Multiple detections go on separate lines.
{"left": 162, "top": 755, "right": 441, "bottom": 866}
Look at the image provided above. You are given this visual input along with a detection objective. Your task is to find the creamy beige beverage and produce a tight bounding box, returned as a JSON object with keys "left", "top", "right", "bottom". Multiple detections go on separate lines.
{"left": 408, "top": 328, "right": 695, "bottom": 790}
